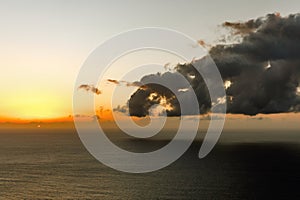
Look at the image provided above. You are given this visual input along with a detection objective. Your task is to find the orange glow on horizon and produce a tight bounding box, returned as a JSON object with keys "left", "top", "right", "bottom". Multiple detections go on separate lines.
{"left": 1, "top": 111, "right": 300, "bottom": 124}
{"left": 0, "top": 115, "right": 73, "bottom": 124}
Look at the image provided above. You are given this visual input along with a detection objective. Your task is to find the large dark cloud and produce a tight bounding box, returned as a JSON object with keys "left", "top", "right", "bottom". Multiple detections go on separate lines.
{"left": 128, "top": 13, "right": 300, "bottom": 116}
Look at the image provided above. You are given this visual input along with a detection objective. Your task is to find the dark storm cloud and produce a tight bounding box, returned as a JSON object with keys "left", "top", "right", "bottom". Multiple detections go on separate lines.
{"left": 212, "top": 13, "right": 300, "bottom": 115}
{"left": 78, "top": 84, "right": 101, "bottom": 95}
{"left": 128, "top": 13, "right": 300, "bottom": 117}
{"left": 128, "top": 70, "right": 209, "bottom": 117}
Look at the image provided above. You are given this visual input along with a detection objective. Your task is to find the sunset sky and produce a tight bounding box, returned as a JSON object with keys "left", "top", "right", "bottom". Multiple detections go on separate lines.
{"left": 1, "top": 0, "right": 300, "bottom": 123}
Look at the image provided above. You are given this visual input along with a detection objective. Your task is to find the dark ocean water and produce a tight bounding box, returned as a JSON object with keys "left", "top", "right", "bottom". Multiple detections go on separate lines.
{"left": 0, "top": 127, "right": 299, "bottom": 199}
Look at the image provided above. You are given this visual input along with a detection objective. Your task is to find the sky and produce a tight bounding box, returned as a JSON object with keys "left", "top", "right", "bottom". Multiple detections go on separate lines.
{"left": 0, "top": 0, "right": 300, "bottom": 122}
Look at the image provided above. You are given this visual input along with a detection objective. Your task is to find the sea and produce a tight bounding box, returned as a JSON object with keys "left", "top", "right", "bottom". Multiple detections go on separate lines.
{"left": 0, "top": 125, "right": 299, "bottom": 199}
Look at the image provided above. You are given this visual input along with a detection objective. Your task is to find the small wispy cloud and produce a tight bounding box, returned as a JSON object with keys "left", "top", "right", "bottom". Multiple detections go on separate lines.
{"left": 107, "top": 79, "right": 148, "bottom": 90}
{"left": 78, "top": 84, "right": 101, "bottom": 95}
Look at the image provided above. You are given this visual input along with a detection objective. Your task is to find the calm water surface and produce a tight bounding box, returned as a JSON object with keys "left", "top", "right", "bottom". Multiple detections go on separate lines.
{"left": 0, "top": 127, "right": 299, "bottom": 199}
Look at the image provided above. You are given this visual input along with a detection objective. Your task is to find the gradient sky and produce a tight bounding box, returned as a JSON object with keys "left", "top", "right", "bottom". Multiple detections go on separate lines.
{"left": 1, "top": 0, "right": 299, "bottom": 121}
